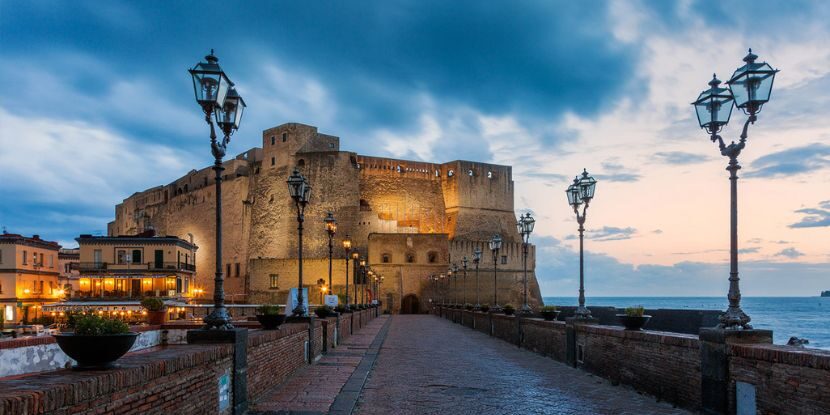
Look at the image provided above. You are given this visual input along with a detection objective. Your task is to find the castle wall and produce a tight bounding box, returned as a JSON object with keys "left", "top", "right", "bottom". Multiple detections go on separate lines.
{"left": 106, "top": 122, "right": 542, "bottom": 311}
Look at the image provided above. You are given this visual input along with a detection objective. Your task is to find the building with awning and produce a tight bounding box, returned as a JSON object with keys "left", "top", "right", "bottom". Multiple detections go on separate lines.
{"left": 76, "top": 233, "right": 198, "bottom": 301}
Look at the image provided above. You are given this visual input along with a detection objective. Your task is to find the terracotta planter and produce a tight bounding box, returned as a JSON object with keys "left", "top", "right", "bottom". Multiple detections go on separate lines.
{"left": 616, "top": 314, "right": 651, "bottom": 331}
{"left": 256, "top": 314, "right": 286, "bottom": 330}
{"left": 54, "top": 333, "right": 139, "bottom": 369}
{"left": 146, "top": 310, "right": 168, "bottom": 325}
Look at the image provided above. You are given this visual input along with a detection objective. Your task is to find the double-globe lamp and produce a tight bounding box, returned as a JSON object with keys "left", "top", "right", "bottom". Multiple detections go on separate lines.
{"left": 566, "top": 169, "right": 597, "bottom": 319}
{"left": 691, "top": 49, "right": 778, "bottom": 330}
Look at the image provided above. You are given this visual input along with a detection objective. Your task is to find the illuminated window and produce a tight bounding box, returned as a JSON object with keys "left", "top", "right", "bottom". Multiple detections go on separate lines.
{"left": 269, "top": 274, "right": 279, "bottom": 289}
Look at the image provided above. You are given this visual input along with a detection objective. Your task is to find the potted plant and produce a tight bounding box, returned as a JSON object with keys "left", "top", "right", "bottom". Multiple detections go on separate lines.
{"left": 464, "top": 303, "right": 474, "bottom": 311}
{"left": 539, "top": 305, "right": 560, "bottom": 321}
{"left": 479, "top": 304, "right": 490, "bottom": 313}
{"left": 315, "top": 305, "right": 334, "bottom": 318}
{"left": 141, "top": 298, "right": 167, "bottom": 325}
{"left": 334, "top": 305, "right": 347, "bottom": 314}
{"left": 53, "top": 315, "right": 138, "bottom": 370}
{"left": 256, "top": 304, "right": 285, "bottom": 330}
{"left": 503, "top": 304, "right": 516, "bottom": 315}
{"left": 616, "top": 305, "right": 651, "bottom": 330}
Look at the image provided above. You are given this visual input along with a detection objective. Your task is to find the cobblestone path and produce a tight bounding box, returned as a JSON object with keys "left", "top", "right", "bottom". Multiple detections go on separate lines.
{"left": 354, "top": 315, "right": 691, "bottom": 415}
{"left": 251, "top": 315, "right": 389, "bottom": 414}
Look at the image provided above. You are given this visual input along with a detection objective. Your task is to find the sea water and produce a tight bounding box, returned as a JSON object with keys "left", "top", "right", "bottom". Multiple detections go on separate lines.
{"left": 542, "top": 296, "right": 830, "bottom": 350}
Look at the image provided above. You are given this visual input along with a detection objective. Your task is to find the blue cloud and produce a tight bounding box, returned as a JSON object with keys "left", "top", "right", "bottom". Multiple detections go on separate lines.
{"left": 775, "top": 247, "right": 804, "bottom": 258}
{"left": 654, "top": 151, "right": 710, "bottom": 165}
{"left": 564, "top": 226, "right": 637, "bottom": 242}
{"left": 790, "top": 201, "right": 830, "bottom": 228}
{"left": 745, "top": 143, "right": 830, "bottom": 178}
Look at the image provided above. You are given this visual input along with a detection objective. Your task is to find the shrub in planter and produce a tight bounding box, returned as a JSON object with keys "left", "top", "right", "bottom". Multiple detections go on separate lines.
{"left": 315, "top": 305, "right": 334, "bottom": 318}
{"left": 616, "top": 305, "right": 651, "bottom": 330}
{"left": 141, "top": 297, "right": 167, "bottom": 325}
{"left": 334, "top": 305, "right": 347, "bottom": 314}
{"left": 53, "top": 315, "right": 138, "bottom": 369}
{"left": 479, "top": 304, "right": 490, "bottom": 313}
{"left": 464, "top": 303, "right": 474, "bottom": 311}
{"left": 539, "top": 305, "right": 560, "bottom": 321}
{"left": 256, "top": 304, "right": 285, "bottom": 330}
{"left": 503, "top": 304, "right": 516, "bottom": 315}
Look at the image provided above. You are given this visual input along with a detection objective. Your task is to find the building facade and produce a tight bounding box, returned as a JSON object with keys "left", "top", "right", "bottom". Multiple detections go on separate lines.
{"left": 108, "top": 122, "right": 541, "bottom": 313}
{"left": 0, "top": 233, "right": 63, "bottom": 323}
{"left": 75, "top": 234, "right": 197, "bottom": 300}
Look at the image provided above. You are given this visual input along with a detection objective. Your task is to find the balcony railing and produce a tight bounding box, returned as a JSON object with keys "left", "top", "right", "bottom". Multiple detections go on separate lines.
{"left": 77, "top": 262, "right": 196, "bottom": 272}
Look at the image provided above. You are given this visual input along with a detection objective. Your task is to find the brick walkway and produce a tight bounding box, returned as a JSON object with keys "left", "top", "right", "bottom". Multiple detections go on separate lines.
{"left": 251, "top": 315, "right": 389, "bottom": 414}
{"left": 354, "top": 315, "right": 691, "bottom": 415}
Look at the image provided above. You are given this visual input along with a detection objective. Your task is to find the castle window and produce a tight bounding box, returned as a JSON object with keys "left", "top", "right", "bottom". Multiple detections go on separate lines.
{"left": 184, "top": 184, "right": 188, "bottom": 192}
{"left": 382, "top": 254, "right": 390, "bottom": 263}
{"left": 271, "top": 157, "right": 275, "bottom": 166}
{"left": 282, "top": 132, "right": 287, "bottom": 142}
{"left": 468, "top": 169, "right": 474, "bottom": 176}
{"left": 501, "top": 255, "right": 507, "bottom": 264}
{"left": 132, "top": 250, "right": 142, "bottom": 264}
{"left": 271, "top": 136, "right": 275, "bottom": 145}
{"left": 428, "top": 252, "right": 437, "bottom": 263}
{"left": 226, "top": 263, "right": 231, "bottom": 277}
{"left": 487, "top": 171, "right": 493, "bottom": 179}
{"left": 406, "top": 253, "right": 415, "bottom": 263}
{"left": 329, "top": 142, "right": 335, "bottom": 149}
{"left": 235, "top": 263, "right": 240, "bottom": 277}
{"left": 298, "top": 159, "right": 305, "bottom": 167}
{"left": 396, "top": 165, "right": 402, "bottom": 173}
{"left": 448, "top": 170, "right": 454, "bottom": 177}
{"left": 435, "top": 170, "right": 439, "bottom": 177}
{"left": 269, "top": 274, "right": 279, "bottom": 289}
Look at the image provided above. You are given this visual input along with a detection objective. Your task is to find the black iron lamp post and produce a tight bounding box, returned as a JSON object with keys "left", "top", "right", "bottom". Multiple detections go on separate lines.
{"left": 566, "top": 169, "right": 597, "bottom": 319}
{"left": 189, "top": 50, "right": 246, "bottom": 330}
{"left": 439, "top": 273, "right": 446, "bottom": 305}
{"left": 692, "top": 49, "right": 778, "bottom": 330}
{"left": 359, "top": 258, "right": 367, "bottom": 306}
{"left": 473, "top": 248, "right": 482, "bottom": 309}
{"left": 287, "top": 168, "right": 312, "bottom": 317}
{"left": 367, "top": 270, "right": 375, "bottom": 305}
{"left": 461, "top": 257, "right": 468, "bottom": 306}
{"left": 449, "top": 264, "right": 459, "bottom": 306}
{"left": 342, "top": 235, "right": 352, "bottom": 311}
{"left": 489, "top": 234, "right": 503, "bottom": 312}
{"left": 324, "top": 212, "right": 337, "bottom": 293}
{"left": 352, "top": 252, "right": 360, "bottom": 307}
{"left": 517, "top": 212, "right": 535, "bottom": 314}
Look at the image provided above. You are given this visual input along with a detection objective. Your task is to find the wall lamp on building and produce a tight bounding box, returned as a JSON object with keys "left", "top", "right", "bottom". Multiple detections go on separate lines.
{"left": 472, "top": 247, "right": 482, "bottom": 310}
{"left": 489, "top": 234, "right": 503, "bottom": 313}
{"left": 342, "top": 234, "right": 352, "bottom": 311}
{"left": 287, "top": 168, "right": 312, "bottom": 317}
{"left": 324, "top": 212, "right": 337, "bottom": 295}
{"left": 691, "top": 49, "right": 778, "bottom": 330}
{"left": 566, "top": 169, "right": 597, "bottom": 319}
{"left": 517, "top": 212, "right": 535, "bottom": 314}
{"left": 189, "top": 50, "right": 245, "bottom": 330}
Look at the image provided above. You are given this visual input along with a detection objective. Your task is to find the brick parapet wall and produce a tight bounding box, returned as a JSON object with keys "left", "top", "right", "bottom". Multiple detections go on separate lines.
{"left": 438, "top": 307, "right": 830, "bottom": 414}
{"left": 728, "top": 344, "right": 830, "bottom": 414}
{"left": 575, "top": 324, "right": 701, "bottom": 409}
{"left": 0, "top": 343, "right": 234, "bottom": 415}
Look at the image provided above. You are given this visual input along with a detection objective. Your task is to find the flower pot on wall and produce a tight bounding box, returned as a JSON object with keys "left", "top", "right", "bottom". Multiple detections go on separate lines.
{"left": 616, "top": 314, "right": 652, "bottom": 331}
{"left": 256, "top": 314, "right": 286, "bottom": 330}
{"left": 54, "top": 333, "right": 139, "bottom": 370}
{"left": 540, "top": 311, "right": 560, "bottom": 321}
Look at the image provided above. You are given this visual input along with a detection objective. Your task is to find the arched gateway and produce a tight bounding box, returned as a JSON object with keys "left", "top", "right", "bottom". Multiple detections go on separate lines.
{"left": 401, "top": 294, "right": 420, "bottom": 314}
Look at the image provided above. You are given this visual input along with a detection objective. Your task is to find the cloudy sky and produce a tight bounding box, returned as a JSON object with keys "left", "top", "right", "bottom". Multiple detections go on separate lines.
{"left": 1, "top": 0, "right": 828, "bottom": 296}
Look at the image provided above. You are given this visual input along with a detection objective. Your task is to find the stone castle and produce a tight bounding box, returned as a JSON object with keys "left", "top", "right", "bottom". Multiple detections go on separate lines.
{"left": 108, "top": 122, "right": 541, "bottom": 313}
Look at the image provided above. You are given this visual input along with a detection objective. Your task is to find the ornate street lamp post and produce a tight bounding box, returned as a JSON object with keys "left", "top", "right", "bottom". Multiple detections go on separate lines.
{"left": 566, "top": 169, "right": 597, "bottom": 319}
{"left": 359, "top": 258, "right": 367, "bottom": 307}
{"left": 367, "top": 270, "right": 375, "bottom": 304}
{"left": 473, "top": 247, "right": 482, "bottom": 309}
{"left": 489, "top": 234, "right": 503, "bottom": 312}
{"left": 342, "top": 235, "right": 352, "bottom": 311}
{"left": 692, "top": 49, "right": 778, "bottom": 329}
{"left": 439, "top": 273, "right": 446, "bottom": 305}
{"left": 287, "top": 169, "right": 312, "bottom": 317}
{"left": 449, "top": 264, "right": 459, "bottom": 306}
{"left": 517, "top": 212, "right": 535, "bottom": 314}
{"left": 324, "top": 212, "right": 337, "bottom": 292}
{"left": 461, "top": 257, "right": 468, "bottom": 306}
{"left": 188, "top": 50, "right": 245, "bottom": 330}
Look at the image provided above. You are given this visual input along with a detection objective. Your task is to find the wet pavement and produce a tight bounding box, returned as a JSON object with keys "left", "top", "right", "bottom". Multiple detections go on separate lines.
{"left": 354, "top": 315, "right": 690, "bottom": 415}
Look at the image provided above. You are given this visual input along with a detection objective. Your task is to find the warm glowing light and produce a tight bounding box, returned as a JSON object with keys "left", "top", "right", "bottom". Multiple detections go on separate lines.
{"left": 59, "top": 312, "right": 65, "bottom": 317}
{"left": 141, "top": 310, "right": 148, "bottom": 316}
{"left": 23, "top": 288, "right": 31, "bottom": 294}
{"left": 98, "top": 310, "right": 104, "bottom": 315}
{"left": 55, "top": 289, "right": 65, "bottom": 296}
{"left": 51, "top": 312, "right": 56, "bottom": 317}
